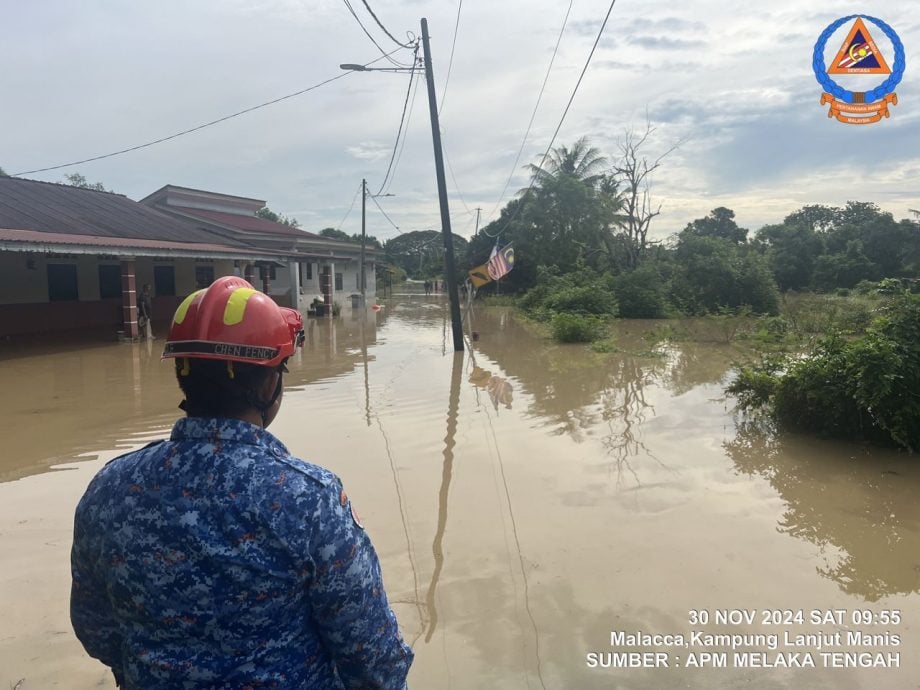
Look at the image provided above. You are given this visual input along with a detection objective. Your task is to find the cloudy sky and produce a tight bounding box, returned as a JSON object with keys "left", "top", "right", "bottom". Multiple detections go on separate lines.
{"left": 2, "top": 1, "right": 918, "bottom": 242}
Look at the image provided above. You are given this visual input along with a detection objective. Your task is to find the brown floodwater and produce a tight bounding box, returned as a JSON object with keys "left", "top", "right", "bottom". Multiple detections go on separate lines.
{"left": 2, "top": 295, "right": 919, "bottom": 689}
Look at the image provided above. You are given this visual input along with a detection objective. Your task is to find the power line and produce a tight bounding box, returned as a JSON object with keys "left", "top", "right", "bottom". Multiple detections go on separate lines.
{"left": 383, "top": 62, "right": 423, "bottom": 196}
{"left": 376, "top": 48, "right": 420, "bottom": 196}
{"left": 342, "top": 0, "right": 410, "bottom": 67}
{"left": 369, "top": 192, "right": 401, "bottom": 231}
{"left": 441, "top": 136, "right": 474, "bottom": 216}
{"left": 13, "top": 49, "right": 410, "bottom": 177}
{"left": 482, "top": 0, "right": 619, "bottom": 238}
{"left": 337, "top": 180, "right": 365, "bottom": 230}
{"left": 438, "top": 0, "right": 464, "bottom": 115}
{"left": 359, "top": 0, "right": 414, "bottom": 48}
{"left": 484, "top": 0, "right": 574, "bottom": 224}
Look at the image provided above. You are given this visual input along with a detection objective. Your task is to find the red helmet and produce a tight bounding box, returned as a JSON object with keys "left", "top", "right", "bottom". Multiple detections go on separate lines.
{"left": 163, "top": 276, "right": 303, "bottom": 367}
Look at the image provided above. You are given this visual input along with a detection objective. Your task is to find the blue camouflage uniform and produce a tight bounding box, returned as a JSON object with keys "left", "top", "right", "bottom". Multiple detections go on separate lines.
{"left": 71, "top": 417, "right": 414, "bottom": 689}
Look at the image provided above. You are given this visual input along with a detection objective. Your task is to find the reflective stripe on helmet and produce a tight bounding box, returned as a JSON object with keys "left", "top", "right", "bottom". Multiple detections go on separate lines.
{"left": 173, "top": 289, "right": 205, "bottom": 325}
{"left": 223, "top": 287, "right": 258, "bottom": 326}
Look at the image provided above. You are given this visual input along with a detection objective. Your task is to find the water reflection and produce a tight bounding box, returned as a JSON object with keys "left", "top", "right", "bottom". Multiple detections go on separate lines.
{"left": 726, "top": 423, "right": 920, "bottom": 601}
{"left": 424, "top": 352, "right": 462, "bottom": 642}
{"left": 0, "top": 310, "right": 380, "bottom": 482}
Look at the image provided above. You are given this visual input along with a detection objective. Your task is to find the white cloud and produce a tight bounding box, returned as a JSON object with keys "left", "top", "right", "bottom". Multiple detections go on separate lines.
{"left": 1, "top": 0, "right": 917, "bottom": 237}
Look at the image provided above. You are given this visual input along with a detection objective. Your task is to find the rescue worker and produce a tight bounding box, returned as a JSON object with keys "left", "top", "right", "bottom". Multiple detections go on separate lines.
{"left": 71, "top": 276, "right": 413, "bottom": 689}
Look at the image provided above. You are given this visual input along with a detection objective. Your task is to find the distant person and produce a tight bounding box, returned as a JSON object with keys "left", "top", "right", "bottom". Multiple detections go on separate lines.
{"left": 424, "top": 280, "right": 431, "bottom": 295}
{"left": 138, "top": 284, "right": 154, "bottom": 340}
{"left": 71, "top": 276, "right": 413, "bottom": 689}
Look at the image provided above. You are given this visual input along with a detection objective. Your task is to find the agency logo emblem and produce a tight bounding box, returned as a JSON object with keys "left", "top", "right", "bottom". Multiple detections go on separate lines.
{"left": 813, "top": 15, "right": 906, "bottom": 124}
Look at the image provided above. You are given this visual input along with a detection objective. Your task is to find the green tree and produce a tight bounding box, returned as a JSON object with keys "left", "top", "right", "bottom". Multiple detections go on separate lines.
{"left": 681, "top": 207, "right": 748, "bottom": 244}
{"left": 319, "top": 227, "right": 350, "bottom": 241}
{"left": 756, "top": 222, "right": 824, "bottom": 291}
{"left": 670, "top": 232, "right": 778, "bottom": 314}
{"left": 812, "top": 240, "right": 877, "bottom": 290}
{"left": 385, "top": 230, "right": 468, "bottom": 279}
{"left": 0, "top": 166, "right": 7, "bottom": 177}
{"left": 318, "top": 227, "right": 380, "bottom": 248}
{"left": 469, "top": 138, "right": 625, "bottom": 292}
{"left": 64, "top": 172, "right": 110, "bottom": 192}
{"left": 256, "top": 206, "right": 301, "bottom": 228}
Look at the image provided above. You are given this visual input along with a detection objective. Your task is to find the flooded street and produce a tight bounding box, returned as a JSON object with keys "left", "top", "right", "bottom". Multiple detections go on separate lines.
{"left": 2, "top": 295, "right": 919, "bottom": 689}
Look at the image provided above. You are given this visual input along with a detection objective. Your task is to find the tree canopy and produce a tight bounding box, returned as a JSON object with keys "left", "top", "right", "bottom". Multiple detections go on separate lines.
{"left": 319, "top": 227, "right": 381, "bottom": 249}
{"left": 385, "top": 230, "right": 468, "bottom": 279}
{"left": 256, "top": 206, "right": 300, "bottom": 228}
{"left": 64, "top": 172, "right": 110, "bottom": 192}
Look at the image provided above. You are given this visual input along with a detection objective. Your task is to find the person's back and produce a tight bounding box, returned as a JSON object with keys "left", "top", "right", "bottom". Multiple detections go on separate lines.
{"left": 71, "top": 277, "right": 413, "bottom": 688}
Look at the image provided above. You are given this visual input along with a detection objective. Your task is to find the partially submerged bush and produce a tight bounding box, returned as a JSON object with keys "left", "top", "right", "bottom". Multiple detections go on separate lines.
{"left": 551, "top": 313, "right": 605, "bottom": 342}
{"left": 520, "top": 266, "right": 617, "bottom": 343}
{"left": 728, "top": 294, "right": 920, "bottom": 450}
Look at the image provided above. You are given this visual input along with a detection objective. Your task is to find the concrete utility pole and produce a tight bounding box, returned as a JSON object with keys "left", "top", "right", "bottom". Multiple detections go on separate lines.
{"left": 421, "top": 17, "right": 464, "bottom": 352}
{"left": 360, "top": 178, "right": 367, "bottom": 302}
{"left": 474, "top": 207, "right": 481, "bottom": 236}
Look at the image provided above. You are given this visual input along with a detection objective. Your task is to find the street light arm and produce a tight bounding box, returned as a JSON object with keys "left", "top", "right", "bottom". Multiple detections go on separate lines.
{"left": 340, "top": 63, "right": 416, "bottom": 73}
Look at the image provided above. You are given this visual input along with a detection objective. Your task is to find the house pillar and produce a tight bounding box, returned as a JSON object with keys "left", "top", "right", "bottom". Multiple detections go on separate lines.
{"left": 258, "top": 264, "right": 270, "bottom": 295}
{"left": 289, "top": 261, "right": 300, "bottom": 311}
{"left": 244, "top": 262, "right": 255, "bottom": 285}
{"left": 321, "top": 265, "right": 332, "bottom": 314}
{"left": 121, "top": 259, "right": 139, "bottom": 339}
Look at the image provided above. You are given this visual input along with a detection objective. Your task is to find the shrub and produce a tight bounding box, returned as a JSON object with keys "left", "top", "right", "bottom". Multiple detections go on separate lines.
{"left": 519, "top": 265, "right": 618, "bottom": 318}
{"left": 728, "top": 294, "right": 920, "bottom": 450}
{"left": 542, "top": 284, "right": 617, "bottom": 316}
{"left": 613, "top": 265, "right": 668, "bottom": 318}
{"left": 551, "top": 313, "right": 605, "bottom": 342}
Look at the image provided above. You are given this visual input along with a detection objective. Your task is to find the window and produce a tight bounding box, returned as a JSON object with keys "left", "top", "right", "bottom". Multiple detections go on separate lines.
{"left": 299, "top": 261, "right": 313, "bottom": 285}
{"left": 98, "top": 265, "right": 121, "bottom": 299}
{"left": 48, "top": 264, "right": 79, "bottom": 301}
{"left": 154, "top": 265, "right": 176, "bottom": 296}
{"left": 335, "top": 272, "right": 343, "bottom": 291}
{"left": 195, "top": 265, "right": 215, "bottom": 289}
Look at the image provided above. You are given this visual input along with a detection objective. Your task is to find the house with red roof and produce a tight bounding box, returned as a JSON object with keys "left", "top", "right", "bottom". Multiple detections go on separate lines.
{"left": 0, "top": 177, "right": 304, "bottom": 339}
{"left": 140, "top": 185, "right": 380, "bottom": 311}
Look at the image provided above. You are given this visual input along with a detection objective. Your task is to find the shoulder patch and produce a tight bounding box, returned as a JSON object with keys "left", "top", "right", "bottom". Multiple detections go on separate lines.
{"left": 275, "top": 455, "right": 338, "bottom": 488}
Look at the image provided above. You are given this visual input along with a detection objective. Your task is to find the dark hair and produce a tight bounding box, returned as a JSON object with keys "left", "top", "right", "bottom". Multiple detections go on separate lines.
{"left": 175, "top": 358, "right": 274, "bottom": 418}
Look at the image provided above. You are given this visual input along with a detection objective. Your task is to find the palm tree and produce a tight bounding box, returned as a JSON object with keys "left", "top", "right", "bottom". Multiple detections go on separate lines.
{"left": 523, "top": 136, "right": 608, "bottom": 191}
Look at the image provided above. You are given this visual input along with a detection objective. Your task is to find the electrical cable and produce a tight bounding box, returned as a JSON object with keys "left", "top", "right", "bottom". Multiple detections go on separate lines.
{"left": 337, "top": 181, "right": 364, "bottom": 230}
{"left": 438, "top": 0, "right": 464, "bottom": 116}
{"left": 441, "top": 137, "right": 474, "bottom": 216}
{"left": 369, "top": 192, "right": 401, "bottom": 231}
{"left": 376, "top": 47, "right": 420, "bottom": 196}
{"left": 383, "top": 61, "right": 423, "bottom": 196}
{"left": 359, "top": 0, "right": 414, "bottom": 48}
{"left": 342, "top": 0, "right": 411, "bottom": 67}
{"left": 481, "top": 0, "right": 618, "bottom": 238}
{"left": 13, "top": 48, "right": 410, "bottom": 176}
{"left": 484, "top": 0, "right": 574, "bottom": 225}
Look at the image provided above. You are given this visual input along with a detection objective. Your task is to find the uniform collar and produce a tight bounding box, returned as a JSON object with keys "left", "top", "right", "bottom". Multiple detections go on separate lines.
{"left": 170, "top": 417, "right": 288, "bottom": 453}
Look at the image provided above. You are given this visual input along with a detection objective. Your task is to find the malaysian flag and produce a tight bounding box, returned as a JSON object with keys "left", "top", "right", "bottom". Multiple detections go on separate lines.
{"left": 487, "top": 243, "right": 514, "bottom": 281}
